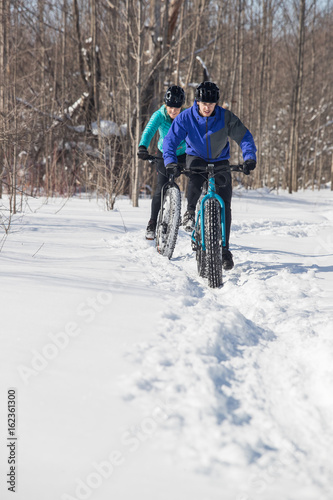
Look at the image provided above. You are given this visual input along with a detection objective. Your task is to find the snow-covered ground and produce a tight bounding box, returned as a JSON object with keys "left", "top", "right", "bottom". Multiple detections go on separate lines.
{"left": 1, "top": 186, "right": 333, "bottom": 500}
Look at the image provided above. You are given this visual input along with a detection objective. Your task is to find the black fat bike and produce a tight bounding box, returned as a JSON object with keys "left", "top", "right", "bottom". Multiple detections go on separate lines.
{"left": 146, "top": 155, "right": 182, "bottom": 260}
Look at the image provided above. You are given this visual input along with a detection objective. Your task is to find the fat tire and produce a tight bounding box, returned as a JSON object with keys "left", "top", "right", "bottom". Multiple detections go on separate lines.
{"left": 195, "top": 214, "right": 207, "bottom": 277}
{"left": 204, "top": 199, "right": 223, "bottom": 288}
{"left": 156, "top": 186, "right": 181, "bottom": 259}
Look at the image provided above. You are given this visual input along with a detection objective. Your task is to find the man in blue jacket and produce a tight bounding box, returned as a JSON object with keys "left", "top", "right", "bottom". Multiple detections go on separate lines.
{"left": 163, "top": 81, "right": 257, "bottom": 270}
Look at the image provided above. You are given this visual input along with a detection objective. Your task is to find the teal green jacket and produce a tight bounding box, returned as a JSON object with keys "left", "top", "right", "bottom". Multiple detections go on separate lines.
{"left": 139, "top": 105, "right": 186, "bottom": 156}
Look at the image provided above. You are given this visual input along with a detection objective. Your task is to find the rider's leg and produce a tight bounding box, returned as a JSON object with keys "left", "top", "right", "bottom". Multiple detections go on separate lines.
{"left": 150, "top": 152, "right": 186, "bottom": 221}
{"left": 182, "top": 156, "right": 205, "bottom": 231}
{"left": 187, "top": 173, "right": 205, "bottom": 212}
{"left": 223, "top": 201, "right": 232, "bottom": 249}
{"left": 145, "top": 152, "right": 166, "bottom": 239}
{"left": 150, "top": 152, "right": 167, "bottom": 222}
{"left": 185, "top": 156, "right": 206, "bottom": 212}
{"left": 215, "top": 170, "right": 232, "bottom": 249}
{"left": 216, "top": 189, "right": 233, "bottom": 269}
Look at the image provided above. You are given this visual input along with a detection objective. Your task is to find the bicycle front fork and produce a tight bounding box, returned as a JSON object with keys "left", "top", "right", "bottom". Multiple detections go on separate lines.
{"left": 191, "top": 189, "right": 226, "bottom": 251}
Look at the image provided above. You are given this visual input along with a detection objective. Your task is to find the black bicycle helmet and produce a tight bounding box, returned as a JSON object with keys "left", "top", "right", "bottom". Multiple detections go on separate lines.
{"left": 164, "top": 85, "right": 185, "bottom": 108}
{"left": 195, "top": 81, "right": 220, "bottom": 103}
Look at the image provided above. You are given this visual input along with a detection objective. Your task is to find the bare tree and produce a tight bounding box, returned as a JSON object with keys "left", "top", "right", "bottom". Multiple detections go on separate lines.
{"left": 132, "top": 0, "right": 143, "bottom": 207}
{"left": 288, "top": 0, "right": 306, "bottom": 193}
{"left": 0, "top": 0, "right": 331, "bottom": 205}
{"left": 0, "top": 0, "right": 8, "bottom": 198}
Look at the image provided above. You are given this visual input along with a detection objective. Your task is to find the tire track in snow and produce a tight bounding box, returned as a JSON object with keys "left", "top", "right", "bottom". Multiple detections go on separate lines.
{"left": 107, "top": 228, "right": 275, "bottom": 470}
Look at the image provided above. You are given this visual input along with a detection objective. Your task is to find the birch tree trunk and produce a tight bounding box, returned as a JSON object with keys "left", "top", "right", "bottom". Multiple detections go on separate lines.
{"left": 132, "top": 0, "right": 143, "bottom": 207}
{"left": 289, "top": 0, "right": 306, "bottom": 193}
{"left": 90, "top": 0, "right": 99, "bottom": 117}
{"left": 0, "top": 0, "right": 5, "bottom": 115}
{"left": 175, "top": 0, "right": 185, "bottom": 85}
{"left": 229, "top": 3, "right": 240, "bottom": 110}
{"left": 184, "top": 0, "right": 206, "bottom": 89}
{"left": 61, "top": 0, "right": 67, "bottom": 113}
{"left": 0, "top": 0, "right": 10, "bottom": 199}
{"left": 0, "top": 0, "right": 7, "bottom": 197}
{"left": 255, "top": 0, "right": 268, "bottom": 188}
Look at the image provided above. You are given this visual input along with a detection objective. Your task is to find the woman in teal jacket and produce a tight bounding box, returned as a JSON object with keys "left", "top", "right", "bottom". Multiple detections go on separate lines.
{"left": 137, "top": 85, "right": 186, "bottom": 240}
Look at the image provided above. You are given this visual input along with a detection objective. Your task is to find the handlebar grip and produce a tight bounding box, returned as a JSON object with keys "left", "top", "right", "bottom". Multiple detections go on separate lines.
{"left": 230, "top": 165, "right": 244, "bottom": 172}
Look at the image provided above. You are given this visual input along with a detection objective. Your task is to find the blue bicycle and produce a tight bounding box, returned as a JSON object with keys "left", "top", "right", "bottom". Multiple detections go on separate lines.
{"left": 191, "top": 163, "right": 244, "bottom": 288}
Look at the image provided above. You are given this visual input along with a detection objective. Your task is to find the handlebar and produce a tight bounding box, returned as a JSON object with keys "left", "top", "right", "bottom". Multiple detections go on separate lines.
{"left": 143, "top": 154, "right": 182, "bottom": 184}
{"left": 144, "top": 156, "right": 244, "bottom": 174}
{"left": 230, "top": 164, "right": 244, "bottom": 172}
{"left": 189, "top": 163, "right": 245, "bottom": 174}
{"left": 146, "top": 155, "right": 160, "bottom": 163}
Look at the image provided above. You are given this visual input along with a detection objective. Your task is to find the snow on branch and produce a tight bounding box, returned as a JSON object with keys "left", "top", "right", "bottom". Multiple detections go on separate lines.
{"left": 196, "top": 56, "right": 210, "bottom": 81}
{"left": 16, "top": 96, "right": 125, "bottom": 139}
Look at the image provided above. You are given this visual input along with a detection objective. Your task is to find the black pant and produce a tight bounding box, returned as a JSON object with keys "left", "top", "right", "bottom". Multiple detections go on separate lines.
{"left": 186, "top": 156, "right": 232, "bottom": 249}
{"left": 150, "top": 151, "right": 186, "bottom": 222}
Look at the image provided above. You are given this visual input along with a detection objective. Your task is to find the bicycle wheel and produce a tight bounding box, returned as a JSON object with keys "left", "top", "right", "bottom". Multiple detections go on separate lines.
{"left": 156, "top": 186, "right": 181, "bottom": 259}
{"left": 204, "top": 198, "right": 223, "bottom": 288}
{"left": 195, "top": 213, "right": 207, "bottom": 277}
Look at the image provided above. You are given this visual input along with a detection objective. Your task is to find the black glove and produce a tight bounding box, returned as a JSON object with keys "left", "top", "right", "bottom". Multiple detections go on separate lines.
{"left": 243, "top": 159, "right": 256, "bottom": 175}
{"left": 137, "top": 145, "right": 150, "bottom": 161}
{"left": 166, "top": 163, "right": 181, "bottom": 178}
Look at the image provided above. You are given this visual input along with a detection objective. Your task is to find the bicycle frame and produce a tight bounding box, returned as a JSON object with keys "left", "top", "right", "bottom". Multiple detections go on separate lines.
{"left": 191, "top": 164, "right": 226, "bottom": 251}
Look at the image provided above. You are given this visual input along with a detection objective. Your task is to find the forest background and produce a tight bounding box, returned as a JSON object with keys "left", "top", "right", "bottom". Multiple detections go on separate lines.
{"left": 1, "top": 0, "right": 333, "bottom": 215}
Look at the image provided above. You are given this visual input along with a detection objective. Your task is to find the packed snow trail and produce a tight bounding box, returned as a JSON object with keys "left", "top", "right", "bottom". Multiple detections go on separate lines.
{"left": 105, "top": 190, "right": 333, "bottom": 499}
{"left": 0, "top": 189, "right": 332, "bottom": 500}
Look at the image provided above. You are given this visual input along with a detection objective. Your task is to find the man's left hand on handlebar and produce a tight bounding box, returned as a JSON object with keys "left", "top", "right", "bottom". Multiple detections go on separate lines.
{"left": 243, "top": 159, "right": 256, "bottom": 175}
{"left": 166, "top": 163, "right": 181, "bottom": 178}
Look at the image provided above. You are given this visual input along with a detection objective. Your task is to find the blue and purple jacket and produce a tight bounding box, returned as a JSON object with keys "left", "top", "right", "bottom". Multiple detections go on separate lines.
{"left": 163, "top": 101, "right": 257, "bottom": 165}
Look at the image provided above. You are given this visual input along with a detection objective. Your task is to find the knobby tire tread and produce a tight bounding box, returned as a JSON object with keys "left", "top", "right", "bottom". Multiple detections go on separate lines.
{"left": 156, "top": 187, "right": 181, "bottom": 259}
{"left": 195, "top": 215, "right": 207, "bottom": 277}
{"left": 204, "top": 199, "right": 223, "bottom": 288}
